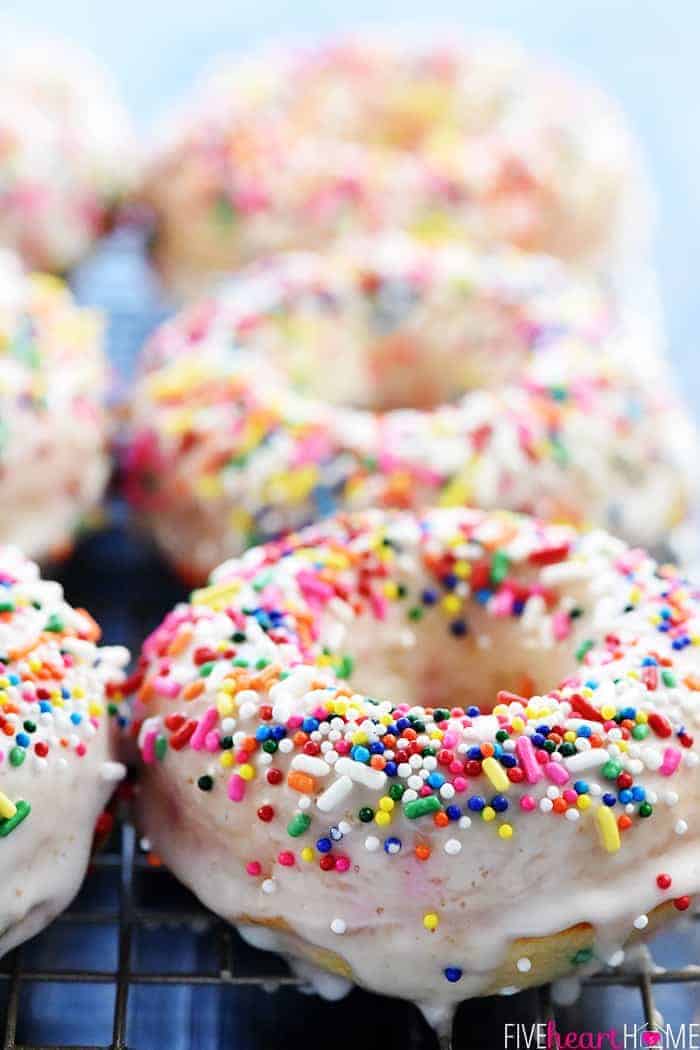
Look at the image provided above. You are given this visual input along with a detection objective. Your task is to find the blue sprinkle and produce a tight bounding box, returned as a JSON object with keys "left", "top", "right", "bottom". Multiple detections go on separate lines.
{"left": 467, "top": 796, "right": 486, "bottom": 812}
{"left": 631, "top": 786, "right": 646, "bottom": 802}
{"left": 618, "top": 789, "right": 633, "bottom": 804}
{"left": 467, "top": 706, "right": 481, "bottom": 718}
{"left": 427, "top": 772, "right": 445, "bottom": 789}
{"left": 15, "top": 733, "right": 30, "bottom": 748}
{"left": 444, "top": 967, "right": 463, "bottom": 983}
{"left": 302, "top": 717, "right": 319, "bottom": 733}
{"left": 70, "top": 712, "right": 82, "bottom": 725}
{"left": 602, "top": 793, "right": 617, "bottom": 807}
{"left": 491, "top": 795, "right": 509, "bottom": 813}
{"left": 384, "top": 836, "right": 402, "bottom": 855}
{"left": 574, "top": 780, "right": 589, "bottom": 795}
{"left": 316, "top": 837, "right": 332, "bottom": 853}
{"left": 351, "top": 745, "right": 371, "bottom": 764}
{"left": 384, "top": 761, "right": 398, "bottom": 777}
{"left": 421, "top": 589, "right": 438, "bottom": 606}
{"left": 446, "top": 805, "right": 461, "bottom": 821}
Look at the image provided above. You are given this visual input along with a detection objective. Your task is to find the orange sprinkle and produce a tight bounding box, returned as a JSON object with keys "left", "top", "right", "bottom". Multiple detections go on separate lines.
{"left": 552, "top": 798, "right": 568, "bottom": 814}
{"left": 287, "top": 770, "right": 315, "bottom": 794}
{"left": 480, "top": 742, "right": 495, "bottom": 758}
{"left": 433, "top": 811, "right": 449, "bottom": 828}
{"left": 293, "top": 731, "right": 309, "bottom": 748}
{"left": 415, "top": 844, "right": 431, "bottom": 861}
{"left": 618, "top": 814, "right": 633, "bottom": 832}
{"left": 75, "top": 608, "right": 101, "bottom": 643}
{"left": 182, "top": 680, "right": 205, "bottom": 701}
{"left": 168, "top": 626, "right": 194, "bottom": 656}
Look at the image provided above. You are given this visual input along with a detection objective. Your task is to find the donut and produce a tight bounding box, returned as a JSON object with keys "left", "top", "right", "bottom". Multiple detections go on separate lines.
{"left": 124, "top": 235, "right": 694, "bottom": 582}
{"left": 129, "top": 505, "right": 700, "bottom": 1024}
{"left": 0, "top": 544, "right": 128, "bottom": 957}
{"left": 143, "top": 35, "right": 646, "bottom": 296}
{"left": 0, "top": 251, "right": 111, "bottom": 561}
{"left": 0, "top": 31, "right": 136, "bottom": 272}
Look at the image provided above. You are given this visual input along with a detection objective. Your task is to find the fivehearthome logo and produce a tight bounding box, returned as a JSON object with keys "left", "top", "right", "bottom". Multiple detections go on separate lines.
{"left": 504, "top": 1021, "right": 700, "bottom": 1049}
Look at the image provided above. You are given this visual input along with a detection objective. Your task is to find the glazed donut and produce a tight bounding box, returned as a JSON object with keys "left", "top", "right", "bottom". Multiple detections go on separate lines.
{"left": 0, "top": 544, "right": 128, "bottom": 957}
{"left": 143, "top": 35, "right": 646, "bottom": 296}
{"left": 124, "top": 235, "right": 694, "bottom": 582}
{"left": 0, "top": 251, "right": 111, "bottom": 562}
{"left": 129, "top": 505, "right": 700, "bottom": 1025}
{"left": 0, "top": 30, "right": 136, "bottom": 272}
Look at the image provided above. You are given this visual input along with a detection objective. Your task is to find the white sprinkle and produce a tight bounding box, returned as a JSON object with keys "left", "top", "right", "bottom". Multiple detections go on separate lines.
{"left": 440, "top": 783, "right": 455, "bottom": 800}
{"left": 516, "top": 958, "right": 532, "bottom": 973}
{"left": 338, "top": 821, "right": 352, "bottom": 836}
{"left": 607, "top": 949, "right": 625, "bottom": 968}
{"left": 334, "top": 757, "right": 386, "bottom": 791}
{"left": 458, "top": 816, "right": 472, "bottom": 830}
{"left": 261, "top": 879, "right": 276, "bottom": 894}
{"left": 278, "top": 739, "right": 293, "bottom": 754}
{"left": 364, "top": 836, "right": 380, "bottom": 852}
{"left": 565, "top": 809, "right": 580, "bottom": 822}
{"left": 565, "top": 749, "right": 608, "bottom": 773}
{"left": 298, "top": 796, "right": 311, "bottom": 811}
{"left": 540, "top": 798, "right": 554, "bottom": 813}
{"left": 291, "top": 754, "right": 331, "bottom": 778}
{"left": 675, "top": 819, "right": 689, "bottom": 835}
{"left": 100, "top": 761, "right": 127, "bottom": 783}
{"left": 317, "top": 776, "right": 353, "bottom": 813}
{"left": 633, "top": 914, "right": 648, "bottom": 931}
{"left": 330, "top": 918, "right": 347, "bottom": 935}
{"left": 444, "top": 839, "right": 462, "bottom": 856}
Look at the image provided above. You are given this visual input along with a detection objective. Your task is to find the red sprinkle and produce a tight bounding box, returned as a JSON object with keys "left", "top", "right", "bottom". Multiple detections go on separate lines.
{"left": 648, "top": 712, "right": 673, "bottom": 739}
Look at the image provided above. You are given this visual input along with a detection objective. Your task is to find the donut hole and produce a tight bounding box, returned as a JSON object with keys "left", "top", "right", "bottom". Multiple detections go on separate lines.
{"left": 225, "top": 251, "right": 534, "bottom": 413}
{"left": 314, "top": 557, "right": 588, "bottom": 713}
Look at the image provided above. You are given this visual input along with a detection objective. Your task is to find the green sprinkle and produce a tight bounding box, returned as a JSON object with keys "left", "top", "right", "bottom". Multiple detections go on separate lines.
{"left": 632, "top": 724, "right": 650, "bottom": 740}
{"left": 233, "top": 658, "right": 249, "bottom": 668}
{"left": 213, "top": 194, "right": 236, "bottom": 227}
{"left": 571, "top": 947, "right": 594, "bottom": 966}
{"left": 0, "top": 601, "right": 14, "bottom": 614}
{"left": 639, "top": 801, "right": 653, "bottom": 818}
{"left": 199, "top": 662, "right": 215, "bottom": 677}
{"left": 576, "top": 640, "right": 594, "bottom": 662}
{"left": 490, "top": 551, "right": 510, "bottom": 585}
{"left": 602, "top": 760, "right": 622, "bottom": 779}
{"left": 287, "top": 813, "right": 311, "bottom": 838}
{"left": 408, "top": 606, "right": 423, "bottom": 621}
{"left": 155, "top": 736, "right": 168, "bottom": 760}
{"left": 0, "top": 800, "right": 30, "bottom": 837}
{"left": 388, "top": 783, "right": 404, "bottom": 802}
{"left": 255, "top": 658, "right": 269, "bottom": 670}
{"left": 404, "top": 796, "right": 441, "bottom": 820}
{"left": 44, "top": 613, "right": 64, "bottom": 633}
{"left": 232, "top": 632, "right": 247, "bottom": 643}
{"left": 9, "top": 747, "right": 25, "bottom": 767}
{"left": 336, "top": 655, "right": 354, "bottom": 680}
{"left": 262, "top": 739, "right": 278, "bottom": 754}
{"left": 662, "top": 671, "right": 677, "bottom": 688}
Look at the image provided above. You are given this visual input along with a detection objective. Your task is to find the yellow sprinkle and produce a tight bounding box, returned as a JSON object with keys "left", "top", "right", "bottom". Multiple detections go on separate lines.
{"left": 217, "top": 694, "right": 234, "bottom": 717}
{"left": 482, "top": 806, "right": 496, "bottom": 823}
{"left": 300, "top": 847, "right": 314, "bottom": 863}
{"left": 73, "top": 686, "right": 85, "bottom": 699}
{"left": 577, "top": 795, "right": 591, "bottom": 811}
{"left": 378, "top": 797, "right": 394, "bottom": 813}
{"left": 375, "top": 810, "right": 391, "bottom": 827}
{"left": 383, "top": 582, "right": 399, "bottom": 599}
{"left": 563, "top": 731, "right": 577, "bottom": 743}
{"left": 219, "top": 752, "right": 234, "bottom": 768}
{"left": 238, "top": 764, "right": 255, "bottom": 782}
{"left": 191, "top": 580, "right": 242, "bottom": 611}
{"left": 88, "top": 702, "right": 103, "bottom": 717}
{"left": 498, "top": 824, "right": 513, "bottom": 840}
{"left": 423, "top": 912, "right": 440, "bottom": 931}
{"left": 441, "top": 594, "right": 461, "bottom": 615}
{"left": 636, "top": 711, "right": 648, "bottom": 724}
{"left": 511, "top": 717, "right": 525, "bottom": 733}
{"left": 600, "top": 705, "right": 616, "bottom": 721}
{"left": 596, "top": 804, "right": 621, "bottom": 854}
{"left": 0, "top": 792, "right": 16, "bottom": 820}
{"left": 454, "top": 560, "right": 471, "bottom": 578}
{"left": 482, "top": 756, "right": 510, "bottom": 793}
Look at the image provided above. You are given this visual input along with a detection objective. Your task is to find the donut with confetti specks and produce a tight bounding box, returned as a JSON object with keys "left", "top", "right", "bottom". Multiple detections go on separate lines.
{"left": 127, "top": 505, "right": 700, "bottom": 1025}
{"left": 0, "top": 251, "right": 111, "bottom": 561}
{"left": 0, "top": 545, "right": 128, "bottom": 957}
{"left": 0, "top": 31, "right": 136, "bottom": 272}
{"left": 124, "top": 235, "right": 695, "bottom": 582}
{"left": 143, "top": 34, "right": 648, "bottom": 297}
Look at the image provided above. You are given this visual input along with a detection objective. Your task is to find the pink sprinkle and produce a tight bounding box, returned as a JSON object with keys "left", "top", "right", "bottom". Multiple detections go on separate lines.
{"left": 545, "top": 762, "right": 569, "bottom": 786}
{"left": 563, "top": 789, "right": 578, "bottom": 804}
{"left": 418, "top": 785, "right": 432, "bottom": 797}
{"left": 552, "top": 610, "right": 572, "bottom": 642}
{"left": 204, "top": 731, "right": 219, "bottom": 753}
{"left": 659, "top": 747, "right": 682, "bottom": 777}
{"left": 520, "top": 795, "right": 536, "bottom": 812}
{"left": 142, "top": 730, "right": 157, "bottom": 764}
{"left": 443, "top": 731, "right": 458, "bottom": 748}
{"left": 246, "top": 861, "right": 261, "bottom": 877}
{"left": 228, "top": 774, "right": 246, "bottom": 802}
{"left": 335, "top": 856, "right": 350, "bottom": 873}
{"left": 191, "top": 707, "right": 218, "bottom": 751}
{"left": 278, "top": 851, "right": 295, "bottom": 867}
{"left": 452, "top": 776, "right": 468, "bottom": 793}
{"left": 153, "top": 676, "right": 181, "bottom": 699}
{"left": 516, "top": 736, "right": 543, "bottom": 784}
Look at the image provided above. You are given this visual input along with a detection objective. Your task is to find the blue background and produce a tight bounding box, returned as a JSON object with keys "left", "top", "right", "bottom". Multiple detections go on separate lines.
{"left": 4, "top": 0, "right": 699, "bottom": 407}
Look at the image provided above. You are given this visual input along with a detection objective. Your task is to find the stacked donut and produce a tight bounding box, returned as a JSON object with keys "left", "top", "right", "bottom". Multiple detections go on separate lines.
{"left": 143, "top": 35, "right": 646, "bottom": 296}
{"left": 0, "top": 32, "right": 136, "bottom": 273}
{"left": 124, "top": 235, "right": 693, "bottom": 582}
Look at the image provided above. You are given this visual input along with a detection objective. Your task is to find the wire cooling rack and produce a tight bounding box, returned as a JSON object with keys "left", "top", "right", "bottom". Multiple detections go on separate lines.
{"left": 0, "top": 813, "right": 698, "bottom": 1050}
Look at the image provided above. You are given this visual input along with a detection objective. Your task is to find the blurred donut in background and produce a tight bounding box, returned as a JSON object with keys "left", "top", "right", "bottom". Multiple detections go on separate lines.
{"left": 123, "top": 235, "right": 694, "bottom": 582}
{"left": 0, "top": 251, "right": 111, "bottom": 561}
{"left": 142, "top": 35, "right": 649, "bottom": 297}
{"left": 0, "top": 30, "right": 137, "bottom": 272}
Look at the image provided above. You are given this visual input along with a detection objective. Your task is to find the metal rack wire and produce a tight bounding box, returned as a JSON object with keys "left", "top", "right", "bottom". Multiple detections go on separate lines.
{"left": 0, "top": 820, "right": 698, "bottom": 1050}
